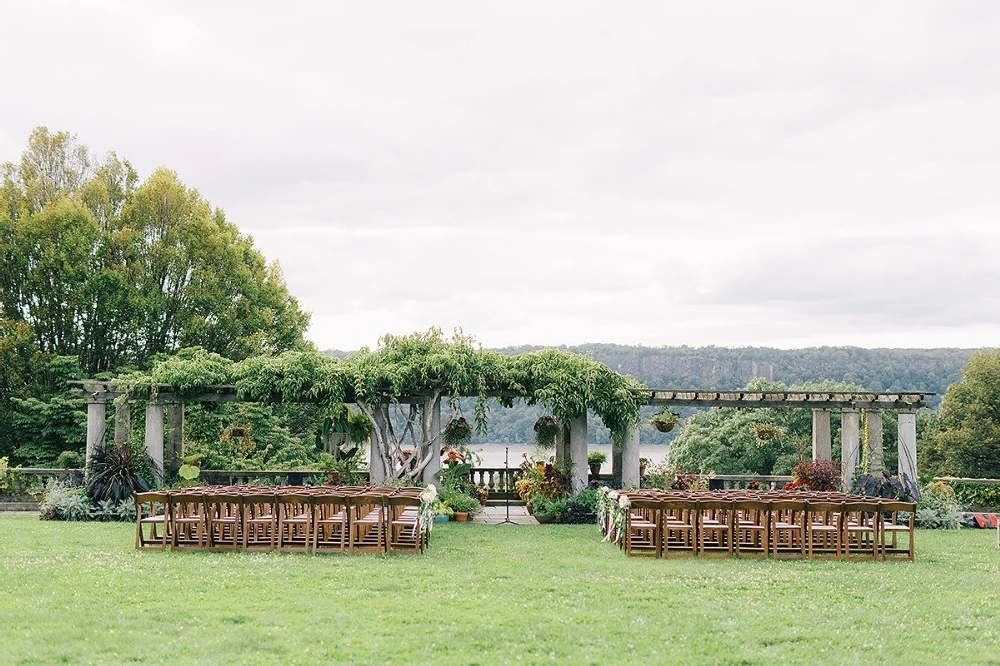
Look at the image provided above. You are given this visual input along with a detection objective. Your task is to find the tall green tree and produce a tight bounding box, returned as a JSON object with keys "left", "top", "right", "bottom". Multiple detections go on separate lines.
{"left": 0, "top": 128, "right": 311, "bottom": 374}
{"left": 0, "top": 127, "right": 312, "bottom": 463}
{"left": 924, "top": 350, "right": 1000, "bottom": 478}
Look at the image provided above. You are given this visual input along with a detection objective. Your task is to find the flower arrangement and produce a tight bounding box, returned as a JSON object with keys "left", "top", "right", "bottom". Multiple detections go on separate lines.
{"left": 418, "top": 485, "right": 438, "bottom": 533}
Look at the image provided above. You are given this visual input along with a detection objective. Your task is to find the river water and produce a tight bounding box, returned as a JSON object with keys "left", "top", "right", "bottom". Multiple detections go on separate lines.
{"left": 462, "top": 443, "right": 672, "bottom": 471}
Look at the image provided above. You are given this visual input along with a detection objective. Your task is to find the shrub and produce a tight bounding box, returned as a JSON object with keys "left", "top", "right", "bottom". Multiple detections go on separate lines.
{"left": 442, "top": 491, "right": 480, "bottom": 515}
{"left": 91, "top": 498, "right": 137, "bottom": 522}
{"left": 55, "top": 450, "right": 85, "bottom": 469}
{"left": 558, "top": 488, "right": 599, "bottom": 524}
{"left": 785, "top": 460, "right": 840, "bottom": 491}
{"left": 86, "top": 443, "right": 152, "bottom": 503}
{"left": 852, "top": 472, "right": 919, "bottom": 502}
{"left": 39, "top": 480, "right": 93, "bottom": 521}
{"left": 914, "top": 481, "right": 962, "bottom": 529}
{"left": 938, "top": 479, "right": 1000, "bottom": 512}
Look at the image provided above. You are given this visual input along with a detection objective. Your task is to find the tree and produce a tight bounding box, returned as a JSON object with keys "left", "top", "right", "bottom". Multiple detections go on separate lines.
{"left": 0, "top": 127, "right": 312, "bottom": 464}
{"left": 667, "top": 379, "right": 865, "bottom": 475}
{"left": 0, "top": 127, "right": 311, "bottom": 374}
{"left": 925, "top": 350, "right": 1000, "bottom": 478}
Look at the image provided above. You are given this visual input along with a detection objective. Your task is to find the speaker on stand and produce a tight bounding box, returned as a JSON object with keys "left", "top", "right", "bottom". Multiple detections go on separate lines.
{"left": 496, "top": 446, "right": 516, "bottom": 526}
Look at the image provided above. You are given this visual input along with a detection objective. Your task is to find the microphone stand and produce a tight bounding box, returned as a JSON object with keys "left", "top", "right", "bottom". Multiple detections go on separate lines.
{"left": 496, "top": 445, "right": 516, "bottom": 526}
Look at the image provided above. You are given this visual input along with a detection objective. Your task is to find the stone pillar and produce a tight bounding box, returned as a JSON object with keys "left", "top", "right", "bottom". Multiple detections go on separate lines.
{"left": 897, "top": 410, "right": 917, "bottom": 482}
{"left": 165, "top": 403, "right": 184, "bottom": 476}
{"left": 113, "top": 403, "right": 131, "bottom": 447}
{"left": 865, "top": 410, "right": 884, "bottom": 473}
{"left": 144, "top": 404, "right": 164, "bottom": 484}
{"left": 569, "top": 413, "right": 588, "bottom": 493}
{"left": 611, "top": 439, "right": 623, "bottom": 489}
{"left": 840, "top": 409, "right": 860, "bottom": 490}
{"left": 620, "top": 424, "right": 641, "bottom": 489}
{"left": 554, "top": 421, "right": 567, "bottom": 466}
{"left": 811, "top": 409, "right": 832, "bottom": 461}
{"left": 85, "top": 401, "right": 106, "bottom": 474}
{"left": 369, "top": 404, "right": 387, "bottom": 484}
{"left": 422, "top": 396, "right": 442, "bottom": 488}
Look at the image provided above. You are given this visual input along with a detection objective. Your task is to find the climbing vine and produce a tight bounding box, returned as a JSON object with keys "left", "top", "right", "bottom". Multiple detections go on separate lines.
{"left": 101, "top": 329, "right": 646, "bottom": 481}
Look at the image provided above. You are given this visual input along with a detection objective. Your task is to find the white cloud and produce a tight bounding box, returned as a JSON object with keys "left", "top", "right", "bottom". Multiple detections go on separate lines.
{"left": 2, "top": 1, "right": 998, "bottom": 350}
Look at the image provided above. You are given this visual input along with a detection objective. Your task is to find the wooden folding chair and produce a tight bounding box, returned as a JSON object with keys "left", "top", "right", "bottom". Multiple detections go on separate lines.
{"left": 770, "top": 500, "right": 806, "bottom": 559}
{"left": 732, "top": 499, "right": 769, "bottom": 558}
{"left": 877, "top": 501, "right": 915, "bottom": 561}
{"left": 312, "top": 491, "right": 350, "bottom": 554}
{"left": 842, "top": 501, "right": 879, "bottom": 561}
{"left": 242, "top": 493, "right": 278, "bottom": 552}
{"left": 205, "top": 492, "right": 242, "bottom": 552}
{"left": 169, "top": 492, "right": 206, "bottom": 551}
{"left": 386, "top": 495, "right": 424, "bottom": 555}
{"left": 697, "top": 499, "right": 733, "bottom": 558}
{"left": 625, "top": 498, "right": 662, "bottom": 558}
{"left": 662, "top": 499, "right": 698, "bottom": 558}
{"left": 350, "top": 491, "right": 387, "bottom": 554}
{"left": 806, "top": 501, "right": 843, "bottom": 560}
{"left": 277, "top": 493, "right": 314, "bottom": 554}
{"left": 135, "top": 491, "right": 170, "bottom": 551}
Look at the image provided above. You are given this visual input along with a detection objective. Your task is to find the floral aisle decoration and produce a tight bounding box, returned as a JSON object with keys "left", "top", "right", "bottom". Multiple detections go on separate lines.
{"left": 419, "top": 485, "right": 438, "bottom": 534}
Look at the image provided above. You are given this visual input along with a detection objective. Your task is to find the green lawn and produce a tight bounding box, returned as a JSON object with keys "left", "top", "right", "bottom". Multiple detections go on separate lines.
{"left": 1, "top": 516, "right": 998, "bottom": 665}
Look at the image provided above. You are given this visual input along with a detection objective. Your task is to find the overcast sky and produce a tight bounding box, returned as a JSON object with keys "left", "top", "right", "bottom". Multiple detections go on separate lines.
{"left": 2, "top": 1, "right": 998, "bottom": 351}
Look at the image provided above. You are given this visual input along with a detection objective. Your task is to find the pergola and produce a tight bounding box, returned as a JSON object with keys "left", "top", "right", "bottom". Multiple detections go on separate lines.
{"left": 71, "top": 381, "right": 932, "bottom": 490}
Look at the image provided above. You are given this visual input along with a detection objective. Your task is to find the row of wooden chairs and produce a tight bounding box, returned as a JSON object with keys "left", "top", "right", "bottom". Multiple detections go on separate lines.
{"left": 608, "top": 490, "right": 915, "bottom": 561}
{"left": 135, "top": 485, "right": 429, "bottom": 555}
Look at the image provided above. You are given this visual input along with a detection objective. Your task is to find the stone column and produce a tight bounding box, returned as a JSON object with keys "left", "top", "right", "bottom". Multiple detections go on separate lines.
{"left": 619, "top": 424, "right": 641, "bottom": 489}
{"left": 144, "top": 404, "right": 164, "bottom": 484}
{"left": 369, "top": 404, "right": 387, "bottom": 484}
{"left": 840, "top": 409, "right": 860, "bottom": 490}
{"left": 865, "top": 410, "right": 884, "bottom": 473}
{"left": 897, "top": 410, "right": 917, "bottom": 482}
{"left": 554, "top": 421, "right": 567, "bottom": 466}
{"left": 113, "top": 402, "right": 131, "bottom": 447}
{"left": 165, "top": 403, "right": 184, "bottom": 476}
{"left": 569, "top": 413, "right": 588, "bottom": 493}
{"left": 611, "top": 438, "right": 623, "bottom": 489}
{"left": 422, "top": 395, "right": 442, "bottom": 487}
{"left": 85, "top": 401, "right": 106, "bottom": 474}
{"left": 811, "top": 409, "right": 832, "bottom": 461}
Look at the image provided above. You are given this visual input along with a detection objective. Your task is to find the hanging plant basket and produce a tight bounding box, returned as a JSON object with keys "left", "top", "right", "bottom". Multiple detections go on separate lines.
{"left": 443, "top": 417, "right": 474, "bottom": 447}
{"left": 649, "top": 410, "right": 680, "bottom": 433}
{"left": 533, "top": 416, "right": 559, "bottom": 447}
{"left": 753, "top": 423, "right": 783, "bottom": 442}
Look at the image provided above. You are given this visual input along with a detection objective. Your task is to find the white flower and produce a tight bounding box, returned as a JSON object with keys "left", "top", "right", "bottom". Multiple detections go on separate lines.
{"left": 608, "top": 490, "right": 619, "bottom": 501}
{"left": 618, "top": 495, "right": 631, "bottom": 509}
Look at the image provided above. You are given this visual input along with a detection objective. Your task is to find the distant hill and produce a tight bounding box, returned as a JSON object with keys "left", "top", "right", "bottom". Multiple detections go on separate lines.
{"left": 325, "top": 344, "right": 979, "bottom": 403}
{"left": 496, "top": 345, "right": 980, "bottom": 403}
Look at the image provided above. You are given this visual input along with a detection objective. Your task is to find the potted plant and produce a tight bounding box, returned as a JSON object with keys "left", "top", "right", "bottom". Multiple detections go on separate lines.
{"left": 533, "top": 416, "right": 559, "bottom": 448}
{"left": 434, "top": 501, "right": 453, "bottom": 523}
{"left": 587, "top": 451, "right": 607, "bottom": 477}
{"left": 649, "top": 409, "right": 680, "bottom": 433}
{"left": 443, "top": 417, "right": 474, "bottom": 447}
{"left": 444, "top": 492, "right": 480, "bottom": 522}
{"left": 531, "top": 496, "right": 568, "bottom": 524}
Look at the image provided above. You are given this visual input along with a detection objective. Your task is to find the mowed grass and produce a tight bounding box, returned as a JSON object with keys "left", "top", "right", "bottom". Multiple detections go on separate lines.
{"left": 1, "top": 516, "right": 998, "bottom": 666}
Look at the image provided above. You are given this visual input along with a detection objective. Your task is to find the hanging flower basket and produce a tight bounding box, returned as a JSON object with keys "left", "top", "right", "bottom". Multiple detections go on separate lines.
{"left": 649, "top": 410, "right": 680, "bottom": 433}
{"left": 533, "top": 416, "right": 559, "bottom": 447}
{"left": 753, "top": 423, "right": 783, "bottom": 442}
{"left": 443, "top": 417, "right": 474, "bottom": 447}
